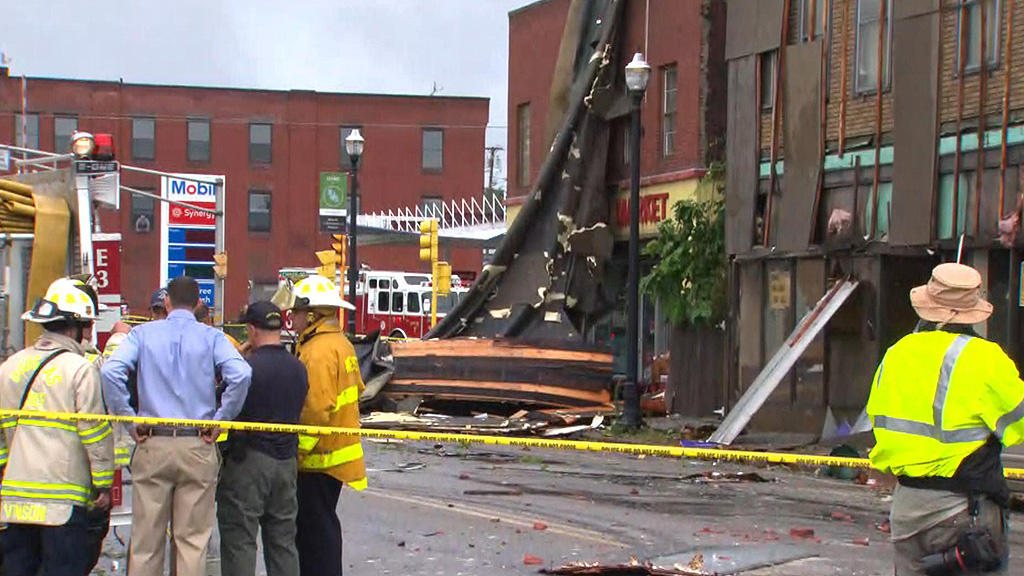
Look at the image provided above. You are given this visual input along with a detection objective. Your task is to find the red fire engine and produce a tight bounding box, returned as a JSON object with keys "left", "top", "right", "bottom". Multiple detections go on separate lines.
{"left": 277, "top": 268, "right": 467, "bottom": 339}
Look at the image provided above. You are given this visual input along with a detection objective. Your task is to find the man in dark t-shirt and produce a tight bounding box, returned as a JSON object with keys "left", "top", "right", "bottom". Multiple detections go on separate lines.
{"left": 216, "top": 301, "right": 308, "bottom": 576}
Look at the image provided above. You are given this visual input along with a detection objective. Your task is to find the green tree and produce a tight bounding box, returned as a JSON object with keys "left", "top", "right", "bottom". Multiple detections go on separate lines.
{"left": 640, "top": 195, "right": 726, "bottom": 326}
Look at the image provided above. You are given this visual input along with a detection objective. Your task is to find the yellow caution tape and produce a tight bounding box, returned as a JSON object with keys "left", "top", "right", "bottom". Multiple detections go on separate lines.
{"left": 2, "top": 408, "right": 1023, "bottom": 480}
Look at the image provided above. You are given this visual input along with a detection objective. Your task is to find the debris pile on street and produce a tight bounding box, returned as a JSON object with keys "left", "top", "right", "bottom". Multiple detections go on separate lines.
{"left": 361, "top": 408, "right": 607, "bottom": 437}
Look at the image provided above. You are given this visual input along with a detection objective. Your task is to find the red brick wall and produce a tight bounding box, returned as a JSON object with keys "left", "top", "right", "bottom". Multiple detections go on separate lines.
{"left": 507, "top": 0, "right": 717, "bottom": 203}
{"left": 0, "top": 75, "right": 488, "bottom": 315}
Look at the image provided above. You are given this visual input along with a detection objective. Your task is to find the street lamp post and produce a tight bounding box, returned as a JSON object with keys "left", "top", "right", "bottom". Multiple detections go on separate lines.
{"left": 623, "top": 52, "right": 651, "bottom": 430}
{"left": 345, "top": 129, "right": 365, "bottom": 337}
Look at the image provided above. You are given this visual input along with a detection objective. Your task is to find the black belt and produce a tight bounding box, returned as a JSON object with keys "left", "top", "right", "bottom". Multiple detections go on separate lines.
{"left": 139, "top": 426, "right": 201, "bottom": 438}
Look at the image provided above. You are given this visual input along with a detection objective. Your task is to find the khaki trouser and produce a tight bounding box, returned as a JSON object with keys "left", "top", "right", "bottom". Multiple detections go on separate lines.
{"left": 129, "top": 436, "right": 220, "bottom": 576}
{"left": 893, "top": 498, "right": 1008, "bottom": 575}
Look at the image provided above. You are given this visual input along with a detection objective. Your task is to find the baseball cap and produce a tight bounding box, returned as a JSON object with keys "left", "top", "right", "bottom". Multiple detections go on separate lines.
{"left": 151, "top": 288, "right": 168, "bottom": 309}
{"left": 244, "top": 301, "right": 283, "bottom": 330}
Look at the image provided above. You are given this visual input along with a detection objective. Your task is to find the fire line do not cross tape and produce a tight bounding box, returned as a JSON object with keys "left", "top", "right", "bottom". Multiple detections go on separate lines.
{"left": 3, "top": 408, "right": 1024, "bottom": 480}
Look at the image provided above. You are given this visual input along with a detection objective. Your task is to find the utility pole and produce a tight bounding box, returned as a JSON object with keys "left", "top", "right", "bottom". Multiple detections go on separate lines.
{"left": 485, "top": 146, "right": 503, "bottom": 193}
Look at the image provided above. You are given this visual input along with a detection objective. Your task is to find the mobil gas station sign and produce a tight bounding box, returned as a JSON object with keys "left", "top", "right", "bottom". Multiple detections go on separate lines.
{"left": 160, "top": 174, "right": 223, "bottom": 306}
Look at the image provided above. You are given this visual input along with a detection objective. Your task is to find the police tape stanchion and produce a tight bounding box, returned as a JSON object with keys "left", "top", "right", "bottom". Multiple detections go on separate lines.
{"left": 4, "top": 408, "right": 1023, "bottom": 480}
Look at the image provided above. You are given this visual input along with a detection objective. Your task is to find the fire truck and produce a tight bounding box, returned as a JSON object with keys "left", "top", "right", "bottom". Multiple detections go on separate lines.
{"left": 277, "top": 268, "right": 467, "bottom": 339}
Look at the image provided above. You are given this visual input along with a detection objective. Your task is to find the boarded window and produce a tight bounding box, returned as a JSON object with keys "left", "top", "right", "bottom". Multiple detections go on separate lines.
{"left": 249, "top": 123, "right": 272, "bottom": 164}
{"left": 422, "top": 129, "right": 444, "bottom": 171}
{"left": 854, "top": 0, "right": 893, "bottom": 93}
{"left": 187, "top": 119, "right": 210, "bottom": 163}
{"left": 133, "top": 118, "right": 155, "bottom": 160}
{"left": 661, "top": 64, "right": 678, "bottom": 156}
{"left": 517, "top": 103, "right": 531, "bottom": 187}
{"left": 53, "top": 116, "right": 77, "bottom": 154}
{"left": 248, "top": 191, "right": 271, "bottom": 233}
{"left": 14, "top": 113, "right": 39, "bottom": 150}
{"left": 958, "top": 0, "right": 1000, "bottom": 72}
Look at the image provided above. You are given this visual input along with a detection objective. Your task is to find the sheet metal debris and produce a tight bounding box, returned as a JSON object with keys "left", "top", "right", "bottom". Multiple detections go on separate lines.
{"left": 544, "top": 545, "right": 816, "bottom": 576}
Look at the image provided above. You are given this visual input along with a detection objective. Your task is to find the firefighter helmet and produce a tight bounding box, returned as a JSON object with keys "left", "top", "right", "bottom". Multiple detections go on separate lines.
{"left": 22, "top": 277, "right": 100, "bottom": 323}
{"left": 292, "top": 275, "right": 354, "bottom": 311}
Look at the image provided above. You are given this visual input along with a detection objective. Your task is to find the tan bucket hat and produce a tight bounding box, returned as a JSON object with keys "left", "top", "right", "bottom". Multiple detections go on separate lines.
{"left": 910, "top": 263, "right": 993, "bottom": 325}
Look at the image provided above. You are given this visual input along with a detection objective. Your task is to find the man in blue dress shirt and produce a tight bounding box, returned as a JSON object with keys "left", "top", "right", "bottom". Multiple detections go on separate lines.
{"left": 102, "top": 276, "right": 251, "bottom": 576}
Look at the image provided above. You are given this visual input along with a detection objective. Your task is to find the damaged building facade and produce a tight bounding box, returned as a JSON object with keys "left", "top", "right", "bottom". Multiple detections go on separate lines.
{"left": 725, "top": 0, "right": 1024, "bottom": 432}
{"left": 505, "top": 0, "right": 727, "bottom": 400}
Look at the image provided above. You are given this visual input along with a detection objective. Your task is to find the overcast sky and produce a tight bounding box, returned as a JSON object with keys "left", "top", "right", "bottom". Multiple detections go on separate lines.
{"left": 3, "top": 0, "right": 537, "bottom": 187}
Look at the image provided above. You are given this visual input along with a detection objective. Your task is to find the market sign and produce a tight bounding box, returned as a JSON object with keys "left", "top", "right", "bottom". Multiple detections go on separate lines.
{"left": 160, "top": 174, "right": 223, "bottom": 306}
{"left": 612, "top": 176, "right": 703, "bottom": 240}
{"left": 319, "top": 172, "right": 348, "bottom": 233}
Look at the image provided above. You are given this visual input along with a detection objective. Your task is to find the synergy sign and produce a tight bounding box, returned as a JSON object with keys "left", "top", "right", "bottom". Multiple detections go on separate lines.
{"left": 160, "top": 174, "right": 224, "bottom": 306}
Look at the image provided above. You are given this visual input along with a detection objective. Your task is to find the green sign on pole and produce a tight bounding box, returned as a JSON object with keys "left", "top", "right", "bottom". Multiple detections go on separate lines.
{"left": 319, "top": 172, "right": 348, "bottom": 232}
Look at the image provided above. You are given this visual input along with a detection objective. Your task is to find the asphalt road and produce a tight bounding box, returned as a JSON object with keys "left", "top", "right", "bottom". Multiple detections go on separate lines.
{"left": 98, "top": 440, "right": 1024, "bottom": 576}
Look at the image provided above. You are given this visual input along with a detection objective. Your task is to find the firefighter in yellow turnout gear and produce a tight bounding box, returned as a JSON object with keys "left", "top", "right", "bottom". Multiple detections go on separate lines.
{"left": 0, "top": 277, "right": 114, "bottom": 576}
{"left": 286, "top": 275, "right": 366, "bottom": 576}
{"left": 868, "top": 263, "right": 1024, "bottom": 575}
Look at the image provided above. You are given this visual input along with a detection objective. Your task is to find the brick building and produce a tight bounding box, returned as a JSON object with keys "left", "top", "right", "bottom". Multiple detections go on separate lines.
{"left": 506, "top": 0, "right": 726, "bottom": 372}
{"left": 0, "top": 72, "right": 489, "bottom": 316}
{"left": 725, "top": 0, "right": 1024, "bottom": 432}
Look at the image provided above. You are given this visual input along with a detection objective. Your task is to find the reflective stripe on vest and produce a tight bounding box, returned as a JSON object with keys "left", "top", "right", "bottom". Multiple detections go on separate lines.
{"left": 300, "top": 442, "right": 364, "bottom": 470}
{"left": 331, "top": 385, "right": 360, "bottom": 413}
{"left": 1, "top": 480, "right": 92, "bottom": 505}
{"left": 873, "top": 334, "right": 991, "bottom": 443}
{"left": 297, "top": 434, "right": 319, "bottom": 452}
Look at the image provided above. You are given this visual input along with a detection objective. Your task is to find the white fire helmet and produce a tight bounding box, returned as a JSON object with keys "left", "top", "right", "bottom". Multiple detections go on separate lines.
{"left": 291, "top": 275, "right": 355, "bottom": 311}
{"left": 22, "top": 277, "right": 100, "bottom": 324}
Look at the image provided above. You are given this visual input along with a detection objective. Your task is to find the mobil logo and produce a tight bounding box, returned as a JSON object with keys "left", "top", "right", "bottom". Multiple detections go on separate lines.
{"left": 167, "top": 176, "right": 219, "bottom": 202}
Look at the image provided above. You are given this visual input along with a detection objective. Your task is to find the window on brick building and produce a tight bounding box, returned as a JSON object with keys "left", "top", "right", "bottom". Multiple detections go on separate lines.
{"left": 187, "top": 119, "right": 210, "bottom": 163}
{"left": 14, "top": 113, "right": 39, "bottom": 150}
{"left": 248, "top": 190, "right": 272, "bottom": 233}
{"left": 132, "top": 118, "right": 155, "bottom": 160}
{"left": 800, "top": 0, "right": 828, "bottom": 41}
{"left": 421, "top": 196, "right": 443, "bottom": 220}
{"left": 422, "top": 128, "right": 444, "bottom": 172}
{"left": 53, "top": 116, "right": 77, "bottom": 154}
{"left": 517, "top": 103, "right": 531, "bottom": 187}
{"left": 854, "top": 0, "right": 893, "bottom": 94}
{"left": 340, "top": 126, "right": 361, "bottom": 169}
{"left": 760, "top": 51, "right": 778, "bottom": 110}
{"left": 958, "top": 0, "right": 1000, "bottom": 72}
{"left": 131, "top": 191, "right": 155, "bottom": 234}
{"left": 661, "top": 64, "right": 677, "bottom": 157}
{"left": 249, "top": 123, "right": 272, "bottom": 164}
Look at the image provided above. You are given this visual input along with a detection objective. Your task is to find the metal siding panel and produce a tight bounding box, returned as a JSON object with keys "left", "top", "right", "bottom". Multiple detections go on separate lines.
{"left": 726, "top": 56, "right": 759, "bottom": 255}
{"left": 777, "top": 41, "right": 823, "bottom": 253}
{"left": 726, "top": 0, "right": 784, "bottom": 60}
{"left": 890, "top": 2, "right": 940, "bottom": 246}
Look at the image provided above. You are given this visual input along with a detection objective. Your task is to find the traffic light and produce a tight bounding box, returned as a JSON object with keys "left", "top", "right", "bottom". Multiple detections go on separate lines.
{"left": 435, "top": 261, "right": 452, "bottom": 296}
{"left": 332, "top": 234, "right": 346, "bottom": 260}
{"left": 213, "top": 252, "right": 228, "bottom": 279}
{"left": 315, "top": 249, "right": 340, "bottom": 278}
{"left": 419, "top": 219, "right": 438, "bottom": 263}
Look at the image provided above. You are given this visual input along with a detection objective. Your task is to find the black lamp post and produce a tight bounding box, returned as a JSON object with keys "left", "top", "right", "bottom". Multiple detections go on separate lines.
{"left": 345, "top": 129, "right": 364, "bottom": 337}
{"left": 623, "top": 52, "right": 650, "bottom": 429}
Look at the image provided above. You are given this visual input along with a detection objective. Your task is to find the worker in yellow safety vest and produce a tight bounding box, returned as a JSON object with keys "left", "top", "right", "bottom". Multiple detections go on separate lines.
{"left": 286, "top": 275, "right": 366, "bottom": 576}
{"left": 867, "top": 263, "right": 1024, "bottom": 575}
{"left": 0, "top": 277, "right": 114, "bottom": 576}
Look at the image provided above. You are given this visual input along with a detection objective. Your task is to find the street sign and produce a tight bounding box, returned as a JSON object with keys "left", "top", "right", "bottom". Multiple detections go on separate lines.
{"left": 319, "top": 172, "right": 348, "bottom": 232}
{"left": 160, "top": 174, "right": 223, "bottom": 308}
{"left": 74, "top": 160, "right": 119, "bottom": 174}
{"left": 0, "top": 148, "right": 9, "bottom": 171}
{"left": 92, "top": 233, "right": 122, "bottom": 349}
